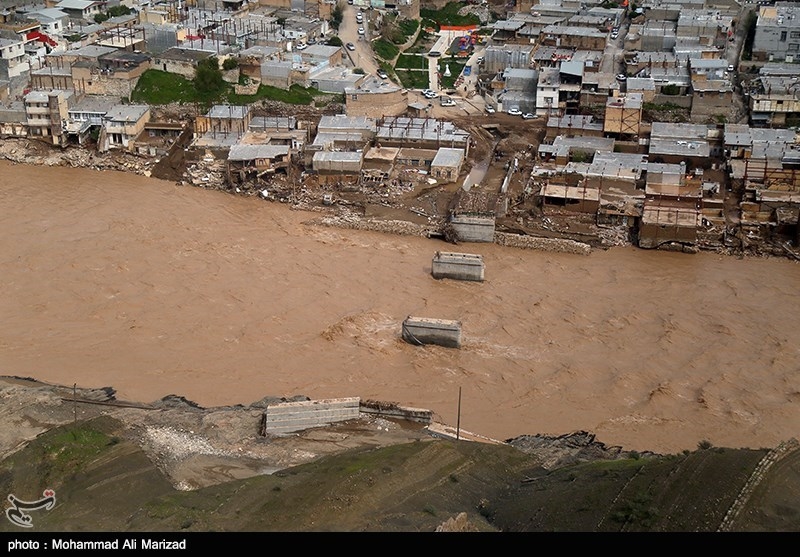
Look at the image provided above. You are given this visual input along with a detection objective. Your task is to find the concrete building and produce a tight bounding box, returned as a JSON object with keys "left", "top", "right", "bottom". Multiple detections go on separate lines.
{"left": 345, "top": 76, "right": 408, "bottom": 118}
{"left": 545, "top": 114, "right": 604, "bottom": 140}
{"left": 536, "top": 66, "right": 559, "bottom": 117}
{"left": 99, "top": 104, "right": 151, "bottom": 151}
{"left": 24, "top": 88, "right": 71, "bottom": 145}
{"left": 676, "top": 9, "right": 732, "bottom": 47}
{"left": 312, "top": 150, "right": 363, "bottom": 176}
{"left": 195, "top": 104, "right": 252, "bottom": 137}
{"left": 639, "top": 162, "right": 702, "bottom": 249}
{"left": 603, "top": 92, "right": 643, "bottom": 137}
{"left": 748, "top": 65, "right": 800, "bottom": 127}
{"left": 375, "top": 117, "right": 470, "bottom": 155}
{"left": 226, "top": 143, "right": 291, "bottom": 185}
{"left": 63, "top": 94, "right": 117, "bottom": 144}
{"left": 0, "top": 37, "right": 28, "bottom": 78}
{"left": 649, "top": 122, "right": 721, "bottom": 166}
{"left": 752, "top": 2, "right": 800, "bottom": 63}
{"left": 55, "top": 0, "right": 103, "bottom": 21}
{"left": 689, "top": 58, "right": 734, "bottom": 121}
{"left": 483, "top": 44, "right": 534, "bottom": 74}
{"left": 309, "top": 65, "right": 365, "bottom": 94}
{"left": 429, "top": 147, "right": 465, "bottom": 183}
{"left": 539, "top": 24, "right": 607, "bottom": 50}
{"left": 23, "top": 8, "right": 70, "bottom": 37}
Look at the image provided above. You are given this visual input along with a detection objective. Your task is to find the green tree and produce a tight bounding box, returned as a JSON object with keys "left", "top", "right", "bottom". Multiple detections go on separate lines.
{"left": 194, "top": 57, "right": 225, "bottom": 97}
{"left": 326, "top": 35, "right": 343, "bottom": 47}
{"left": 107, "top": 5, "right": 132, "bottom": 17}
{"left": 222, "top": 57, "right": 239, "bottom": 70}
{"left": 94, "top": 12, "right": 109, "bottom": 23}
{"left": 331, "top": 3, "right": 343, "bottom": 30}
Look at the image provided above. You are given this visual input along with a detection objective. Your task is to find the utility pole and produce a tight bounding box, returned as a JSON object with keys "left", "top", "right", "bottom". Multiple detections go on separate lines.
{"left": 456, "top": 386, "right": 462, "bottom": 440}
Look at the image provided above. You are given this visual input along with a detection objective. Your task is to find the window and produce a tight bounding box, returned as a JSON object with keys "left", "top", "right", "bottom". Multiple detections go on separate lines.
{"left": 791, "top": 31, "right": 800, "bottom": 39}
{"left": 780, "top": 31, "right": 787, "bottom": 42}
{"left": 788, "top": 43, "right": 800, "bottom": 51}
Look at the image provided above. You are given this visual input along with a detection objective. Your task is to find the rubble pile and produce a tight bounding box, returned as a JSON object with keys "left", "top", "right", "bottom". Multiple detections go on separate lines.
{"left": 0, "top": 138, "right": 156, "bottom": 176}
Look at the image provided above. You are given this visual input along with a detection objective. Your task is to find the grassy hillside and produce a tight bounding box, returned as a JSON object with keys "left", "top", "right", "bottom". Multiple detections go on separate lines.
{"left": 0, "top": 416, "right": 797, "bottom": 532}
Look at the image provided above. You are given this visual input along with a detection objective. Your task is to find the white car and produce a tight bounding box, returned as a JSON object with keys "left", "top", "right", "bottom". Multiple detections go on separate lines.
{"left": 346, "top": 42, "right": 356, "bottom": 51}
{"left": 423, "top": 90, "right": 439, "bottom": 99}
{"left": 507, "top": 107, "right": 522, "bottom": 116}
{"left": 522, "top": 112, "right": 535, "bottom": 119}
{"left": 358, "top": 27, "right": 365, "bottom": 35}
{"left": 485, "top": 105, "right": 496, "bottom": 114}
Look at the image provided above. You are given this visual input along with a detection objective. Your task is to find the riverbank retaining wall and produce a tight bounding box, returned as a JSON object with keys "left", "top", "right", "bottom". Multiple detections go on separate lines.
{"left": 431, "top": 251, "right": 485, "bottom": 281}
{"left": 262, "top": 397, "right": 361, "bottom": 434}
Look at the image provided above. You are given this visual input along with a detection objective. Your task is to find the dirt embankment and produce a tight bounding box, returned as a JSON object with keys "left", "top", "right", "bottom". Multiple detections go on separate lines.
{"left": 0, "top": 376, "right": 638, "bottom": 493}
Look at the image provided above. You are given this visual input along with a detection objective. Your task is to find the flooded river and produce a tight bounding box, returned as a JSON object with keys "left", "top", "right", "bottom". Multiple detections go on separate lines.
{"left": 1, "top": 161, "right": 798, "bottom": 453}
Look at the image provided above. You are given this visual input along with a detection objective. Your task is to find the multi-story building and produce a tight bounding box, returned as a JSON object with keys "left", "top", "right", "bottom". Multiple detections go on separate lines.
{"left": 752, "top": 2, "right": 800, "bottom": 63}
{"left": 24, "top": 88, "right": 71, "bottom": 145}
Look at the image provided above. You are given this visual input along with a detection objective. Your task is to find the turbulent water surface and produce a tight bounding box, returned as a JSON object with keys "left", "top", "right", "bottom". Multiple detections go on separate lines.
{"left": 2, "top": 161, "right": 798, "bottom": 453}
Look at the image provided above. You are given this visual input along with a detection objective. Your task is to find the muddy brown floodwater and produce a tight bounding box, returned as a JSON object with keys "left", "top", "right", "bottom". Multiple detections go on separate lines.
{"left": 1, "top": 161, "right": 799, "bottom": 454}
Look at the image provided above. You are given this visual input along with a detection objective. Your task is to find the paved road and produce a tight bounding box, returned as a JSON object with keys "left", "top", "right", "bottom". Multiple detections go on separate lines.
{"left": 339, "top": 4, "right": 379, "bottom": 76}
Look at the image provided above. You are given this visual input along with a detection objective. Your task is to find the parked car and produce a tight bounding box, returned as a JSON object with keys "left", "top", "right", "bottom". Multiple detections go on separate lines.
{"left": 616, "top": 73, "right": 627, "bottom": 81}
{"left": 522, "top": 112, "right": 535, "bottom": 119}
{"left": 346, "top": 42, "right": 356, "bottom": 51}
{"left": 485, "top": 105, "right": 496, "bottom": 114}
{"left": 295, "top": 43, "right": 307, "bottom": 50}
{"left": 440, "top": 96, "right": 456, "bottom": 106}
{"left": 610, "top": 31, "right": 619, "bottom": 39}
{"left": 428, "top": 50, "right": 441, "bottom": 57}
{"left": 476, "top": 56, "right": 484, "bottom": 64}
{"left": 376, "top": 68, "right": 388, "bottom": 79}
{"left": 507, "top": 107, "right": 522, "bottom": 116}
{"left": 423, "top": 89, "right": 438, "bottom": 99}
{"left": 358, "top": 27, "right": 365, "bottom": 35}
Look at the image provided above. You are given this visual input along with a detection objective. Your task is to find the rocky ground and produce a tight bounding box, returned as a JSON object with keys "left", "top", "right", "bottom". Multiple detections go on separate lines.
{"left": 0, "top": 376, "right": 634, "bottom": 494}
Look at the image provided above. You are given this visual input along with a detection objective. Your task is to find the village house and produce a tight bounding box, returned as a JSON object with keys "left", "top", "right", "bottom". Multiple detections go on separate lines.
{"left": 751, "top": 2, "right": 800, "bottom": 64}
{"left": 648, "top": 122, "right": 723, "bottom": 168}
{"left": 747, "top": 64, "right": 800, "bottom": 128}
{"left": 539, "top": 24, "right": 607, "bottom": 51}
{"left": 54, "top": 0, "right": 103, "bottom": 22}
{"left": 483, "top": 44, "right": 534, "bottom": 74}
{"left": 98, "top": 104, "right": 151, "bottom": 152}
{"left": 0, "top": 100, "right": 26, "bottom": 137}
{"left": 604, "top": 92, "right": 643, "bottom": 138}
{"left": 62, "top": 93, "right": 116, "bottom": 145}
{"left": 499, "top": 67, "right": 537, "bottom": 115}
{"left": 638, "top": 162, "right": 703, "bottom": 249}
{"left": 688, "top": 58, "right": 734, "bottom": 121}
{"left": 375, "top": 116, "right": 470, "bottom": 157}
{"left": 429, "top": 147, "right": 465, "bottom": 183}
{"left": 22, "top": 7, "right": 70, "bottom": 38}
{"left": 725, "top": 124, "right": 800, "bottom": 244}
{"left": 0, "top": 37, "right": 28, "bottom": 78}
{"left": 545, "top": 114, "right": 604, "bottom": 141}
{"left": 24, "top": 88, "right": 72, "bottom": 145}
{"left": 226, "top": 143, "right": 292, "bottom": 186}
{"left": 151, "top": 47, "right": 215, "bottom": 78}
